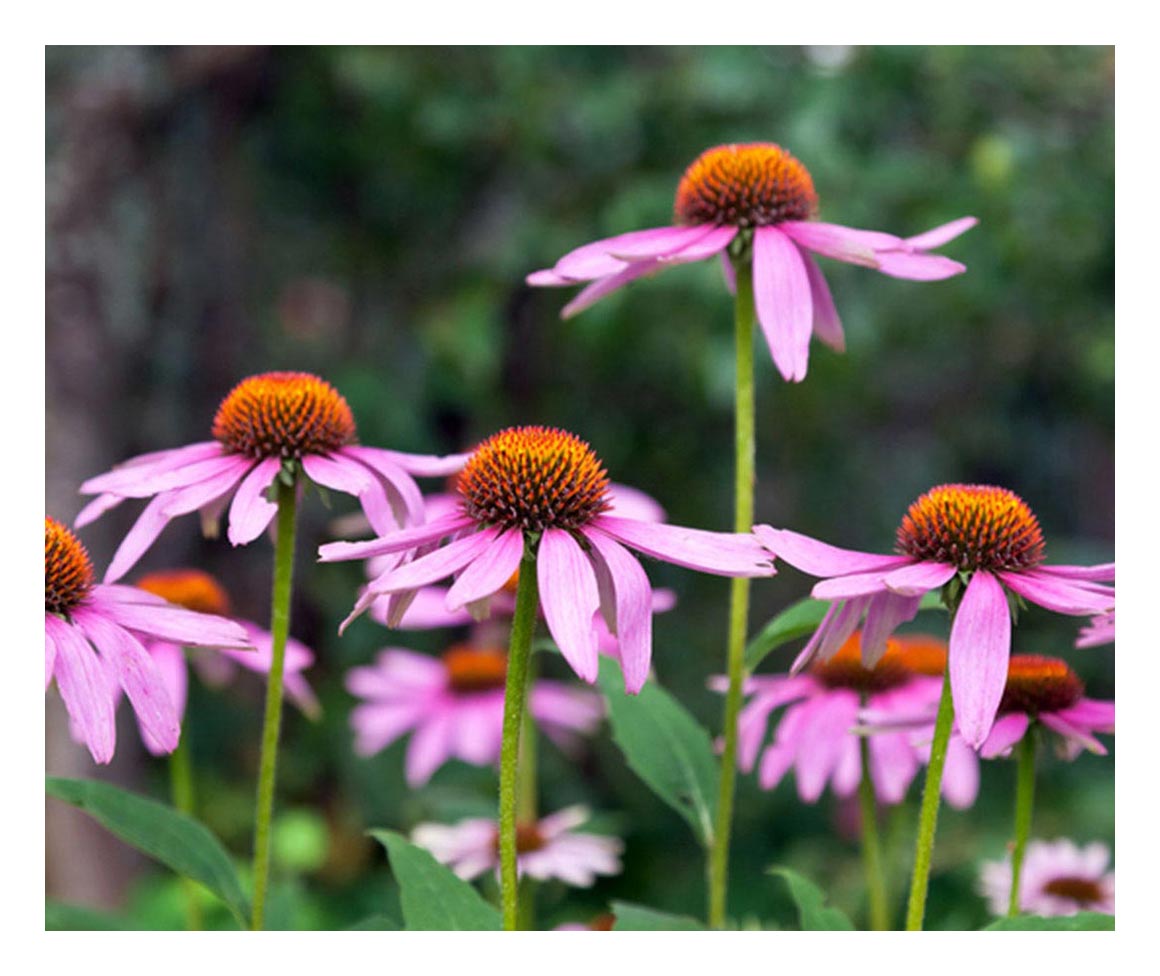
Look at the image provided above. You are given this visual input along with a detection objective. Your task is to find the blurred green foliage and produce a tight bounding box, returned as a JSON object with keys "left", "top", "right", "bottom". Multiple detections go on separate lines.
{"left": 46, "top": 45, "right": 1113, "bottom": 930}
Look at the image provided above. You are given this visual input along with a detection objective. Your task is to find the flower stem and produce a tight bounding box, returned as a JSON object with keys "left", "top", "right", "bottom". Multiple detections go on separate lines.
{"left": 709, "top": 258, "right": 756, "bottom": 930}
{"left": 858, "top": 734, "right": 890, "bottom": 931}
{"left": 904, "top": 666, "right": 955, "bottom": 931}
{"left": 517, "top": 656, "right": 539, "bottom": 930}
{"left": 250, "top": 476, "right": 298, "bottom": 931}
{"left": 1008, "top": 730, "right": 1037, "bottom": 916}
{"left": 499, "top": 548, "right": 539, "bottom": 931}
{"left": 169, "top": 733, "right": 203, "bottom": 930}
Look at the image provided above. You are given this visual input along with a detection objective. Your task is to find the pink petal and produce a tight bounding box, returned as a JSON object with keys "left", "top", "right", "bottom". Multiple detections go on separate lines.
{"left": 979, "top": 712, "right": 1030, "bottom": 759}
{"left": 872, "top": 250, "right": 966, "bottom": 281}
{"left": 104, "top": 495, "right": 178, "bottom": 584}
{"left": 720, "top": 252, "right": 736, "bottom": 294}
{"left": 302, "top": 453, "right": 375, "bottom": 498}
{"left": 526, "top": 268, "right": 573, "bottom": 286}
{"left": 365, "top": 529, "right": 500, "bottom": 596}
{"left": 792, "top": 596, "right": 871, "bottom": 673}
{"left": 317, "top": 511, "right": 475, "bottom": 563}
{"left": 346, "top": 648, "right": 446, "bottom": 699}
{"left": 793, "top": 693, "right": 860, "bottom": 802}
{"left": 89, "top": 587, "right": 253, "bottom": 649}
{"left": 372, "top": 448, "right": 471, "bottom": 479}
{"left": 867, "top": 732, "right": 920, "bottom": 805}
{"left": 553, "top": 226, "right": 705, "bottom": 280}
{"left": 145, "top": 641, "right": 190, "bottom": 726}
{"left": 778, "top": 221, "right": 887, "bottom": 267}
{"left": 752, "top": 226, "right": 813, "bottom": 382}
{"left": 950, "top": 571, "right": 1012, "bottom": 749}
{"left": 883, "top": 560, "right": 957, "bottom": 597}
{"left": 381, "top": 586, "right": 475, "bottom": 630}
{"left": 605, "top": 225, "right": 722, "bottom": 261}
{"left": 45, "top": 619, "right": 58, "bottom": 689}
{"left": 656, "top": 225, "right": 737, "bottom": 263}
{"left": 227, "top": 457, "right": 281, "bottom": 546}
{"left": 940, "top": 734, "right": 980, "bottom": 809}
{"left": 859, "top": 592, "right": 922, "bottom": 666}
{"left": 1040, "top": 562, "right": 1115, "bottom": 582}
{"left": 74, "top": 492, "right": 126, "bottom": 528}
{"left": 996, "top": 570, "right": 1115, "bottom": 616}
{"left": 79, "top": 442, "right": 226, "bottom": 496}
{"left": 800, "top": 250, "right": 845, "bottom": 352}
{"left": 350, "top": 701, "right": 427, "bottom": 757}
{"left": 583, "top": 529, "right": 653, "bottom": 694}
{"left": 529, "top": 683, "right": 604, "bottom": 734}
{"left": 537, "top": 529, "right": 601, "bottom": 683}
{"left": 561, "top": 262, "right": 657, "bottom": 319}
{"left": 812, "top": 570, "right": 892, "bottom": 600}
{"left": 339, "top": 446, "right": 427, "bottom": 526}
{"left": 444, "top": 528, "right": 525, "bottom": 610}
{"left": 752, "top": 525, "right": 910, "bottom": 577}
{"left": 1039, "top": 712, "right": 1107, "bottom": 755}
{"left": 903, "top": 216, "right": 978, "bottom": 250}
{"left": 46, "top": 614, "right": 116, "bottom": 763}
{"left": 606, "top": 483, "right": 666, "bottom": 523}
{"left": 405, "top": 712, "right": 455, "bottom": 786}
{"left": 591, "top": 516, "right": 773, "bottom": 577}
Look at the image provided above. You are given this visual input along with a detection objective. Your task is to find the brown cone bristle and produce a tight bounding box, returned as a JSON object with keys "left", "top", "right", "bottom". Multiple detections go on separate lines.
{"left": 211, "top": 371, "right": 356, "bottom": 459}
{"left": 135, "top": 568, "right": 232, "bottom": 616}
{"left": 456, "top": 426, "right": 611, "bottom": 533}
{"left": 46, "top": 516, "right": 95, "bottom": 616}
{"left": 442, "top": 645, "right": 509, "bottom": 694}
{"left": 998, "top": 654, "right": 1084, "bottom": 715}
{"left": 895, "top": 484, "right": 1046, "bottom": 573}
{"left": 674, "top": 143, "right": 818, "bottom": 228}
{"left": 810, "top": 631, "right": 946, "bottom": 693}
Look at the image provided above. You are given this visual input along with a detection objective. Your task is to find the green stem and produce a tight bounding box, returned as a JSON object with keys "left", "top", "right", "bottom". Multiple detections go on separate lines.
{"left": 250, "top": 476, "right": 298, "bottom": 931}
{"left": 858, "top": 734, "right": 890, "bottom": 931}
{"left": 904, "top": 666, "right": 956, "bottom": 931}
{"left": 169, "top": 731, "right": 203, "bottom": 930}
{"left": 1008, "top": 730, "right": 1037, "bottom": 916}
{"left": 517, "top": 655, "right": 539, "bottom": 930}
{"left": 499, "top": 548, "right": 539, "bottom": 931}
{"left": 708, "top": 258, "right": 756, "bottom": 930}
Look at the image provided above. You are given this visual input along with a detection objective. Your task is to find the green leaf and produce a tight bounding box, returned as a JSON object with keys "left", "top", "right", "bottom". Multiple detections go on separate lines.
{"left": 45, "top": 899, "right": 130, "bottom": 930}
{"left": 597, "top": 657, "right": 719, "bottom": 847}
{"left": 983, "top": 912, "right": 1114, "bottom": 931}
{"left": 610, "top": 901, "right": 706, "bottom": 930}
{"left": 768, "top": 867, "right": 855, "bottom": 930}
{"left": 370, "top": 830, "right": 501, "bottom": 930}
{"left": 347, "top": 914, "right": 403, "bottom": 930}
{"left": 45, "top": 776, "right": 250, "bottom": 928}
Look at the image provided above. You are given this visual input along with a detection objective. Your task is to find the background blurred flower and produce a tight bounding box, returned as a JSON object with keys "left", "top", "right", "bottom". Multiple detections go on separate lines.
{"left": 978, "top": 838, "right": 1114, "bottom": 917}
{"left": 1076, "top": 611, "right": 1115, "bottom": 648}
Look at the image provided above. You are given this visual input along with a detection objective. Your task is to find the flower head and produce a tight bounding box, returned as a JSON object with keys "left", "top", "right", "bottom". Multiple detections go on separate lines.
{"left": 755, "top": 483, "right": 1114, "bottom": 748}
{"left": 129, "top": 569, "right": 319, "bottom": 754}
{"left": 76, "top": 371, "right": 466, "bottom": 583}
{"left": 321, "top": 426, "right": 774, "bottom": 693}
{"left": 720, "top": 633, "right": 978, "bottom": 808}
{"left": 346, "top": 644, "right": 602, "bottom": 785}
{"left": 528, "top": 142, "right": 976, "bottom": 382}
{"left": 45, "top": 518, "right": 253, "bottom": 763}
{"left": 979, "top": 839, "right": 1114, "bottom": 917}
{"left": 412, "top": 806, "right": 623, "bottom": 887}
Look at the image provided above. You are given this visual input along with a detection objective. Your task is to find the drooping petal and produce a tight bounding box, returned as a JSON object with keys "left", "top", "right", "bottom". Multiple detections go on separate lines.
{"left": 561, "top": 261, "right": 657, "bottom": 319}
{"left": 405, "top": 711, "right": 455, "bottom": 786}
{"left": 91, "top": 588, "right": 253, "bottom": 650}
{"left": 345, "top": 649, "right": 446, "bottom": 699}
{"left": 996, "top": 570, "right": 1115, "bottom": 616}
{"left": 606, "top": 483, "right": 666, "bottom": 523}
{"left": 790, "top": 597, "right": 870, "bottom": 673}
{"left": 883, "top": 560, "right": 957, "bottom": 596}
{"left": 656, "top": 225, "right": 737, "bottom": 263}
{"left": 317, "top": 511, "right": 475, "bottom": 563}
{"left": 793, "top": 692, "right": 860, "bottom": 803}
{"left": 363, "top": 529, "right": 500, "bottom": 597}
{"left": 867, "top": 732, "right": 920, "bottom": 805}
{"left": 302, "top": 453, "right": 375, "bottom": 498}
{"left": 339, "top": 446, "right": 427, "bottom": 527}
{"left": 903, "top": 216, "right": 978, "bottom": 250}
{"left": 859, "top": 592, "right": 922, "bottom": 666}
{"left": 753, "top": 525, "right": 911, "bottom": 577}
{"left": 349, "top": 701, "right": 427, "bottom": 757}
{"left": 553, "top": 225, "right": 710, "bottom": 280}
{"left": 46, "top": 614, "right": 116, "bottom": 763}
{"left": 79, "top": 442, "right": 227, "bottom": 497}
{"left": 872, "top": 250, "right": 966, "bottom": 281}
{"left": 144, "top": 641, "right": 190, "bottom": 726}
{"left": 45, "top": 619, "right": 58, "bottom": 689}
{"left": 605, "top": 224, "right": 724, "bottom": 262}
{"left": 939, "top": 734, "right": 980, "bottom": 809}
{"left": 103, "top": 495, "right": 178, "bottom": 584}
{"left": 227, "top": 457, "right": 281, "bottom": 546}
{"left": 812, "top": 570, "right": 893, "bottom": 600}
{"left": 75, "top": 492, "right": 127, "bottom": 528}
{"left": 979, "top": 713, "right": 1031, "bottom": 759}
{"left": 1039, "top": 712, "right": 1107, "bottom": 756}
{"left": 950, "top": 571, "right": 1012, "bottom": 749}
{"left": 159, "top": 456, "right": 252, "bottom": 519}
{"left": 583, "top": 529, "right": 653, "bottom": 694}
{"left": 1038, "top": 562, "right": 1115, "bottom": 583}
{"left": 778, "top": 221, "right": 890, "bottom": 267}
{"left": 373, "top": 448, "right": 471, "bottom": 479}
{"left": 800, "top": 250, "right": 845, "bottom": 352}
{"left": 720, "top": 252, "right": 737, "bottom": 294}
{"left": 444, "top": 528, "right": 525, "bottom": 611}
{"left": 537, "top": 529, "right": 601, "bottom": 683}
{"left": 735, "top": 677, "right": 814, "bottom": 771}
{"left": 752, "top": 226, "right": 813, "bottom": 382}
{"left": 591, "top": 516, "right": 773, "bottom": 577}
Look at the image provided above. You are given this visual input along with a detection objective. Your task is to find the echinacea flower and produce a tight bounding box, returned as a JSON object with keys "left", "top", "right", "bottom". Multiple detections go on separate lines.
{"left": 412, "top": 806, "right": 623, "bottom": 886}
{"left": 130, "top": 568, "right": 319, "bottom": 754}
{"left": 720, "top": 632, "right": 978, "bottom": 808}
{"left": 76, "top": 371, "right": 466, "bottom": 583}
{"left": 346, "top": 644, "right": 603, "bottom": 785}
{"left": 45, "top": 517, "right": 253, "bottom": 763}
{"left": 978, "top": 838, "right": 1114, "bottom": 917}
{"left": 755, "top": 484, "right": 1115, "bottom": 748}
{"left": 527, "top": 142, "right": 975, "bottom": 382}
{"left": 320, "top": 426, "right": 774, "bottom": 692}
{"left": 1076, "top": 611, "right": 1115, "bottom": 648}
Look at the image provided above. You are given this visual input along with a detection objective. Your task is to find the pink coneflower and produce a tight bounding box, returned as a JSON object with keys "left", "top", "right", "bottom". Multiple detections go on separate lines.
{"left": 979, "top": 839, "right": 1114, "bottom": 917}
{"left": 346, "top": 644, "right": 603, "bottom": 785}
{"left": 412, "top": 806, "right": 623, "bottom": 886}
{"left": 1076, "top": 611, "right": 1115, "bottom": 648}
{"left": 129, "top": 569, "right": 319, "bottom": 754}
{"left": 527, "top": 143, "right": 975, "bottom": 382}
{"left": 755, "top": 484, "right": 1114, "bottom": 747}
{"left": 320, "top": 426, "right": 774, "bottom": 692}
{"left": 721, "top": 633, "right": 978, "bottom": 808}
{"left": 45, "top": 518, "right": 253, "bottom": 763}
{"left": 76, "top": 372, "right": 466, "bottom": 583}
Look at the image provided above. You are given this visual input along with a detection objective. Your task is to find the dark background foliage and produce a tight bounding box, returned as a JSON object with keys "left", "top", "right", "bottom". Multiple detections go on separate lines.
{"left": 46, "top": 45, "right": 1113, "bottom": 930}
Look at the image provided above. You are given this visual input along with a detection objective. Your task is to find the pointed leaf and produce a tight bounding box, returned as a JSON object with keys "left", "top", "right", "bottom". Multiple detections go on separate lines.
{"left": 610, "top": 901, "right": 707, "bottom": 930}
{"left": 597, "top": 657, "right": 719, "bottom": 848}
{"left": 983, "top": 912, "right": 1114, "bottom": 931}
{"left": 768, "top": 866, "right": 855, "bottom": 930}
{"left": 45, "top": 776, "right": 249, "bottom": 928}
{"left": 370, "top": 829, "right": 501, "bottom": 931}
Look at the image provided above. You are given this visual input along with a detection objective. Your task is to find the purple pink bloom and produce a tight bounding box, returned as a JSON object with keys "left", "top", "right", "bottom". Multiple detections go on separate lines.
{"left": 131, "top": 569, "right": 319, "bottom": 754}
{"left": 755, "top": 484, "right": 1114, "bottom": 748}
{"left": 1076, "top": 611, "right": 1115, "bottom": 648}
{"left": 320, "top": 426, "right": 774, "bottom": 693}
{"left": 45, "top": 517, "right": 253, "bottom": 763}
{"left": 979, "top": 838, "right": 1114, "bottom": 917}
{"left": 412, "top": 806, "right": 623, "bottom": 886}
{"left": 527, "top": 142, "right": 975, "bottom": 382}
{"left": 720, "top": 633, "right": 978, "bottom": 808}
{"left": 346, "top": 644, "right": 603, "bottom": 785}
{"left": 76, "top": 372, "right": 466, "bottom": 583}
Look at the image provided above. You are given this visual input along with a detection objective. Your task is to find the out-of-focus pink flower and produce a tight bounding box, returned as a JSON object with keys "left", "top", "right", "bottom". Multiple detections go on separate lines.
{"left": 979, "top": 839, "right": 1114, "bottom": 917}
{"left": 528, "top": 142, "right": 975, "bottom": 382}
{"left": 76, "top": 372, "right": 465, "bottom": 582}
{"left": 45, "top": 518, "right": 253, "bottom": 763}
{"left": 346, "top": 645, "right": 603, "bottom": 786}
{"left": 321, "top": 426, "right": 773, "bottom": 693}
{"left": 412, "top": 806, "right": 623, "bottom": 887}
{"left": 756, "top": 484, "right": 1114, "bottom": 748}
{"left": 1076, "top": 610, "right": 1115, "bottom": 648}
{"left": 718, "top": 632, "right": 978, "bottom": 808}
